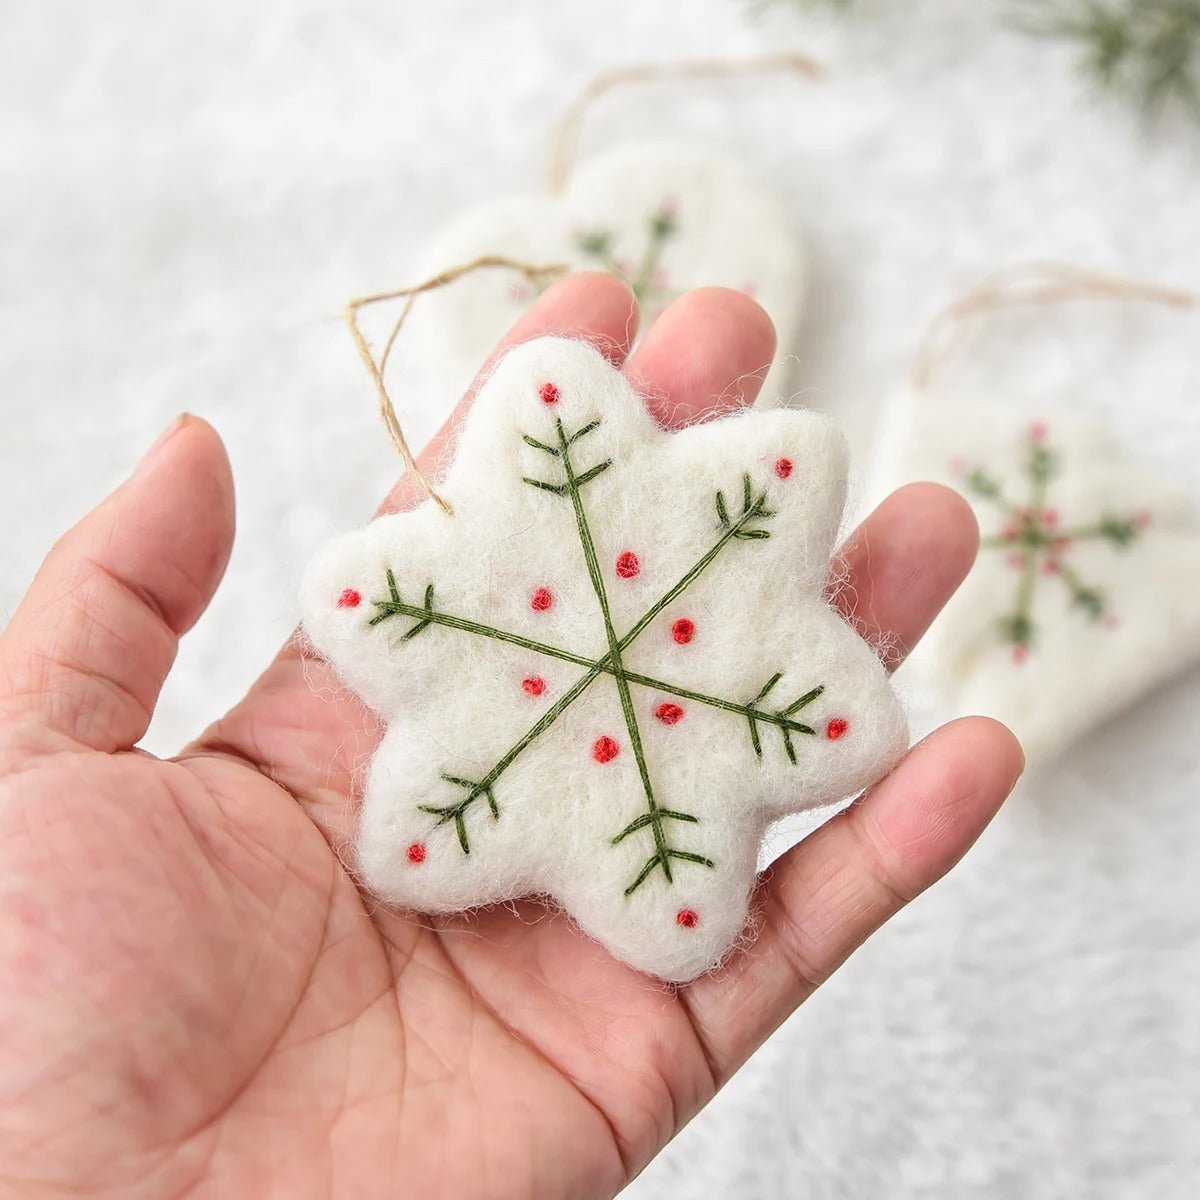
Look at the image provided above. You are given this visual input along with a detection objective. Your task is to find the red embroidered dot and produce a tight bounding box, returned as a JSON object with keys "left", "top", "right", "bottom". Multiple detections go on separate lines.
{"left": 676, "top": 908, "right": 699, "bottom": 929}
{"left": 593, "top": 736, "right": 620, "bottom": 763}
{"left": 1134, "top": 510, "right": 1153, "bottom": 529}
{"left": 671, "top": 618, "right": 695, "bottom": 644}
{"left": 1041, "top": 508, "right": 1059, "bottom": 526}
{"left": 407, "top": 843, "right": 426, "bottom": 864}
{"left": 1006, "top": 551, "right": 1027, "bottom": 569}
{"left": 337, "top": 588, "right": 361, "bottom": 608}
{"left": 1030, "top": 422, "right": 1048, "bottom": 442}
{"left": 531, "top": 587, "right": 553, "bottom": 612}
{"left": 615, "top": 550, "right": 640, "bottom": 579}
{"left": 826, "top": 717, "right": 849, "bottom": 741}
{"left": 522, "top": 676, "right": 545, "bottom": 696}
{"left": 539, "top": 382, "right": 560, "bottom": 405}
{"left": 1103, "top": 613, "right": 1120, "bottom": 630}
{"left": 775, "top": 458, "right": 794, "bottom": 479}
{"left": 656, "top": 702, "right": 685, "bottom": 725}
{"left": 1041, "top": 559, "right": 1060, "bottom": 576}
{"left": 1012, "top": 645, "right": 1029, "bottom": 664}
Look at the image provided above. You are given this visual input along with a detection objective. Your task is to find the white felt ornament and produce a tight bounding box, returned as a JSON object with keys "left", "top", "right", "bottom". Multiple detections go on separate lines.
{"left": 302, "top": 336, "right": 907, "bottom": 982}
{"left": 873, "top": 267, "right": 1200, "bottom": 766}
{"left": 405, "top": 138, "right": 808, "bottom": 412}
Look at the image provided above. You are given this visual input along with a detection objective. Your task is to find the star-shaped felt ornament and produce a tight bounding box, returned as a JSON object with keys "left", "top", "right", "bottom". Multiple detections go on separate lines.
{"left": 404, "top": 142, "right": 807, "bottom": 411}
{"left": 873, "top": 387, "right": 1200, "bottom": 766}
{"left": 302, "top": 337, "right": 906, "bottom": 982}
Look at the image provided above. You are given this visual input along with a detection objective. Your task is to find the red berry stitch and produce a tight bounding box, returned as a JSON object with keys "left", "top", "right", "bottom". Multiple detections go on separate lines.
{"left": 540, "top": 382, "right": 560, "bottom": 404}
{"left": 593, "top": 736, "right": 620, "bottom": 763}
{"left": 656, "top": 702, "right": 685, "bottom": 725}
{"left": 337, "top": 588, "right": 361, "bottom": 608}
{"left": 775, "top": 458, "right": 793, "bottom": 479}
{"left": 671, "top": 617, "right": 695, "bottom": 644}
{"left": 522, "top": 676, "right": 545, "bottom": 696}
{"left": 531, "top": 587, "right": 552, "bottom": 612}
{"left": 676, "top": 908, "right": 699, "bottom": 929}
{"left": 407, "top": 843, "right": 426, "bottom": 864}
{"left": 826, "top": 717, "right": 849, "bottom": 740}
{"left": 615, "top": 550, "right": 640, "bottom": 579}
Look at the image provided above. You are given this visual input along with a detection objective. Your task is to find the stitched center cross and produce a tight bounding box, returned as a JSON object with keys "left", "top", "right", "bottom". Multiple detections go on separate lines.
{"left": 962, "top": 423, "right": 1148, "bottom": 661}
{"left": 369, "top": 414, "right": 825, "bottom": 894}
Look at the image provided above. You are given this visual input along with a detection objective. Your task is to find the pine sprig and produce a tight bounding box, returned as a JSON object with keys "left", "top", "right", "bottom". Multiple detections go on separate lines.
{"left": 1011, "top": 1, "right": 1200, "bottom": 115}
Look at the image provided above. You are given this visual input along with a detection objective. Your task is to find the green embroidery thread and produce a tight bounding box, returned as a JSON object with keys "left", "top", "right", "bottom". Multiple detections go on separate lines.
{"left": 370, "top": 415, "right": 826, "bottom": 894}
{"left": 576, "top": 199, "right": 681, "bottom": 313}
{"left": 962, "top": 423, "right": 1147, "bottom": 658}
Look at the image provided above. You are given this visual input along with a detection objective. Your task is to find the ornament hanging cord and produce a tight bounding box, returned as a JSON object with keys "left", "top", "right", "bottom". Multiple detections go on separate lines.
{"left": 345, "top": 255, "right": 570, "bottom": 516}
{"left": 547, "top": 51, "right": 824, "bottom": 193}
{"left": 911, "top": 261, "right": 1200, "bottom": 392}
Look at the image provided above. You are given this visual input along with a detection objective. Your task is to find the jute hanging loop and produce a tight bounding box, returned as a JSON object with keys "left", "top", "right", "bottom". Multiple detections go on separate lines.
{"left": 547, "top": 52, "right": 824, "bottom": 194}
{"left": 911, "top": 261, "right": 1200, "bottom": 392}
{"left": 345, "top": 255, "right": 570, "bottom": 515}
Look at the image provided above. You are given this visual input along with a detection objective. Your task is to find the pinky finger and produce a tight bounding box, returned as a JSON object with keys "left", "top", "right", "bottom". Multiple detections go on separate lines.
{"left": 680, "top": 716, "right": 1024, "bottom": 1083}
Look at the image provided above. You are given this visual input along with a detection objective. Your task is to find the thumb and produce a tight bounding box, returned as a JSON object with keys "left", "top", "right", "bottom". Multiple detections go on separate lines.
{"left": 0, "top": 415, "right": 235, "bottom": 753}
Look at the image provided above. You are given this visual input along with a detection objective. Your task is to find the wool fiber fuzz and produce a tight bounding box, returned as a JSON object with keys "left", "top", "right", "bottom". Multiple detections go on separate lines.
{"left": 874, "top": 386, "right": 1200, "bottom": 766}
{"left": 302, "top": 337, "right": 906, "bottom": 981}
{"left": 405, "top": 141, "right": 806, "bottom": 411}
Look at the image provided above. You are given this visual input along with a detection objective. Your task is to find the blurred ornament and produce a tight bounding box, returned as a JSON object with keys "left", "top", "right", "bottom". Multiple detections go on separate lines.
{"left": 871, "top": 262, "right": 1200, "bottom": 765}
{"left": 401, "top": 56, "right": 819, "bottom": 409}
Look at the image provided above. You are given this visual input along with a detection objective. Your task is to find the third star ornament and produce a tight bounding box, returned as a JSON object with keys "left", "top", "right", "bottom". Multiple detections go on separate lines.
{"left": 302, "top": 337, "right": 906, "bottom": 982}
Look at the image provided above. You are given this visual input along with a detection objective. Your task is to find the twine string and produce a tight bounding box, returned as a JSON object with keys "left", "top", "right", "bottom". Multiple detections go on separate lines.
{"left": 345, "top": 255, "right": 570, "bottom": 516}
{"left": 911, "top": 261, "right": 1200, "bottom": 391}
{"left": 547, "top": 52, "right": 823, "bottom": 193}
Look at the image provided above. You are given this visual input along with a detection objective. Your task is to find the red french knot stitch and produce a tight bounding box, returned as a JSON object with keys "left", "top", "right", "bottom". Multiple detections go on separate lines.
{"left": 1012, "top": 645, "right": 1029, "bottom": 664}
{"left": 671, "top": 617, "right": 695, "bottom": 644}
{"left": 407, "top": 843, "right": 426, "bottom": 864}
{"left": 775, "top": 458, "right": 793, "bottom": 479}
{"left": 1134, "top": 510, "right": 1152, "bottom": 529}
{"left": 1030, "top": 421, "right": 1048, "bottom": 442}
{"left": 337, "top": 588, "right": 361, "bottom": 608}
{"left": 593, "top": 736, "right": 620, "bottom": 763}
{"left": 1041, "top": 559, "right": 1060, "bottom": 576}
{"left": 656, "top": 702, "right": 685, "bottom": 725}
{"left": 826, "top": 717, "right": 849, "bottom": 741}
{"left": 531, "top": 587, "right": 553, "bottom": 612}
{"left": 522, "top": 676, "right": 546, "bottom": 697}
{"left": 539, "top": 382, "right": 560, "bottom": 405}
{"left": 676, "top": 908, "right": 699, "bottom": 929}
{"left": 615, "top": 550, "right": 640, "bottom": 579}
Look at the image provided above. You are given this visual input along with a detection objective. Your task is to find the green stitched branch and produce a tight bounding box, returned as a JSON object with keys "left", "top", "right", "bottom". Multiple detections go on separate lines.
{"left": 552, "top": 416, "right": 713, "bottom": 896}
{"left": 371, "top": 585, "right": 822, "bottom": 733}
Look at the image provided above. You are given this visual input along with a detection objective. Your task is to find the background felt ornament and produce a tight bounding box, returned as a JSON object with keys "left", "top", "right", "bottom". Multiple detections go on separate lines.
{"left": 875, "top": 386, "right": 1200, "bottom": 767}
{"left": 302, "top": 336, "right": 907, "bottom": 982}
{"left": 404, "top": 139, "right": 808, "bottom": 411}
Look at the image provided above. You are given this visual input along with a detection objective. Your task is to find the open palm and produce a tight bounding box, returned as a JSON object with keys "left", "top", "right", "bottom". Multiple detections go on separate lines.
{"left": 0, "top": 276, "right": 1022, "bottom": 1200}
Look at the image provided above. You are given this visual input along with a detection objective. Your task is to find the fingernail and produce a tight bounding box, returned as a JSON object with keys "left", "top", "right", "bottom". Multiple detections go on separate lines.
{"left": 137, "top": 413, "right": 192, "bottom": 471}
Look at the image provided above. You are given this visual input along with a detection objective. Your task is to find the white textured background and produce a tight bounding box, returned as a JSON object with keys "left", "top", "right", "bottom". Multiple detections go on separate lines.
{"left": 2, "top": 1, "right": 1198, "bottom": 1196}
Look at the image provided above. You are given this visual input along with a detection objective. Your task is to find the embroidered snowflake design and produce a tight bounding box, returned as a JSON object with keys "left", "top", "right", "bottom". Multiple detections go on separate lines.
{"left": 303, "top": 337, "right": 906, "bottom": 981}
{"left": 957, "top": 422, "right": 1150, "bottom": 663}
{"left": 575, "top": 197, "right": 682, "bottom": 322}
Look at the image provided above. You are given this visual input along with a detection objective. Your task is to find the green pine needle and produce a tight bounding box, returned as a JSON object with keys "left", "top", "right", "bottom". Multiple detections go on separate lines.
{"left": 1011, "top": 1, "right": 1200, "bottom": 116}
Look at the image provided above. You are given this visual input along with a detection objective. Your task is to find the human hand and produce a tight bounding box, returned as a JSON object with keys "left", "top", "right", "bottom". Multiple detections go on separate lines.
{"left": 0, "top": 275, "right": 1023, "bottom": 1199}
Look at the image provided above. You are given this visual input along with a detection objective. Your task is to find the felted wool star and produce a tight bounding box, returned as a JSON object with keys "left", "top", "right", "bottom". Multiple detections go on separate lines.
{"left": 302, "top": 337, "right": 906, "bottom": 982}
{"left": 873, "top": 387, "right": 1200, "bottom": 766}
{"left": 405, "top": 142, "right": 807, "bottom": 411}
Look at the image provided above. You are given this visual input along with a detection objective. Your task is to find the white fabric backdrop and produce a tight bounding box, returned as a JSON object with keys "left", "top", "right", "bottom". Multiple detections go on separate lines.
{"left": 2, "top": 1, "right": 1197, "bottom": 1195}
